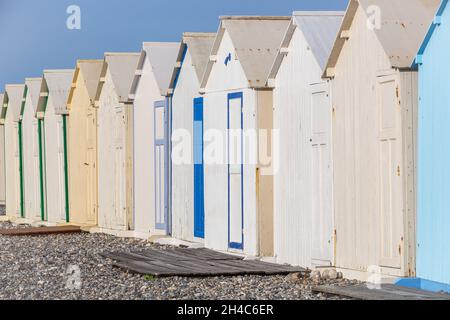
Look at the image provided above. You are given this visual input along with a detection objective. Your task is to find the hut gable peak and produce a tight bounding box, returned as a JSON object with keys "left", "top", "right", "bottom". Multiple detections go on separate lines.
{"left": 168, "top": 33, "right": 216, "bottom": 93}
{"left": 324, "top": 0, "right": 440, "bottom": 77}
{"left": 268, "top": 11, "right": 344, "bottom": 83}
{"left": 142, "top": 42, "right": 180, "bottom": 96}
{"left": 5, "top": 84, "right": 26, "bottom": 122}
{"left": 24, "top": 77, "right": 44, "bottom": 115}
{"left": 76, "top": 60, "right": 104, "bottom": 101}
{"left": 98, "top": 53, "right": 140, "bottom": 103}
{"left": 43, "top": 69, "right": 74, "bottom": 115}
{"left": 201, "top": 16, "right": 291, "bottom": 90}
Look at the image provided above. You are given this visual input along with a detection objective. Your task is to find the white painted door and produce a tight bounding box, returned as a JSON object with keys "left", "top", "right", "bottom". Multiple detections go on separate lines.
{"left": 310, "top": 83, "right": 333, "bottom": 266}
{"left": 14, "top": 123, "right": 21, "bottom": 216}
{"left": 228, "top": 93, "right": 244, "bottom": 250}
{"left": 377, "top": 74, "right": 403, "bottom": 269}
{"left": 154, "top": 100, "right": 168, "bottom": 232}
{"left": 56, "top": 117, "right": 66, "bottom": 222}
{"left": 33, "top": 120, "right": 40, "bottom": 219}
{"left": 86, "top": 110, "right": 97, "bottom": 224}
{"left": 114, "top": 107, "right": 126, "bottom": 228}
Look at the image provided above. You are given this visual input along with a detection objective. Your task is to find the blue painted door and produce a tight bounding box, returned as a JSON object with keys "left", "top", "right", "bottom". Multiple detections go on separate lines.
{"left": 154, "top": 100, "right": 169, "bottom": 233}
{"left": 193, "top": 97, "right": 205, "bottom": 238}
{"left": 228, "top": 92, "right": 244, "bottom": 250}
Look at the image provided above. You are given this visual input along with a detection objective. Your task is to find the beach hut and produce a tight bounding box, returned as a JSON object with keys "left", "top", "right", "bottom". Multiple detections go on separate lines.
{"left": 22, "top": 78, "right": 46, "bottom": 222}
{"left": 322, "top": 0, "right": 439, "bottom": 280}
{"left": 267, "top": 11, "right": 344, "bottom": 268}
{"left": 128, "top": 42, "right": 179, "bottom": 239}
{"left": 41, "top": 70, "right": 74, "bottom": 224}
{"left": 199, "top": 16, "right": 290, "bottom": 257}
{"left": 67, "top": 60, "right": 103, "bottom": 226}
{"left": 167, "top": 32, "right": 216, "bottom": 243}
{"left": 4, "top": 84, "right": 26, "bottom": 218}
{"left": 411, "top": 0, "right": 450, "bottom": 292}
{"left": 96, "top": 53, "right": 140, "bottom": 233}
{"left": 0, "top": 93, "right": 6, "bottom": 207}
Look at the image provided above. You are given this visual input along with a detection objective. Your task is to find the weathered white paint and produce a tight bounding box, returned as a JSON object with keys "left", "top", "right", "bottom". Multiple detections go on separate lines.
{"left": 4, "top": 85, "right": 25, "bottom": 217}
{"left": 129, "top": 43, "right": 179, "bottom": 239}
{"left": 97, "top": 53, "right": 139, "bottom": 232}
{"left": 270, "top": 12, "right": 342, "bottom": 269}
{"left": 169, "top": 33, "right": 215, "bottom": 243}
{"left": 22, "top": 78, "right": 43, "bottom": 221}
{"left": 43, "top": 70, "right": 73, "bottom": 224}
{"left": 201, "top": 17, "right": 290, "bottom": 256}
{"left": 324, "top": 4, "right": 420, "bottom": 277}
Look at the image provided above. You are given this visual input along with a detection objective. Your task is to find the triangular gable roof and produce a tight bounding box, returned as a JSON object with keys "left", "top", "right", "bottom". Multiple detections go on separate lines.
{"left": 417, "top": 0, "right": 449, "bottom": 63}
{"left": 201, "top": 16, "right": 290, "bottom": 90}
{"left": 129, "top": 42, "right": 179, "bottom": 99}
{"left": 324, "top": 0, "right": 440, "bottom": 77}
{"left": 67, "top": 60, "right": 103, "bottom": 108}
{"left": 42, "top": 69, "right": 74, "bottom": 115}
{"left": 95, "top": 53, "right": 140, "bottom": 104}
{"left": 167, "top": 32, "right": 216, "bottom": 94}
{"left": 25, "top": 77, "right": 44, "bottom": 115}
{"left": 5, "top": 84, "right": 25, "bottom": 122}
{"left": 268, "top": 11, "right": 344, "bottom": 82}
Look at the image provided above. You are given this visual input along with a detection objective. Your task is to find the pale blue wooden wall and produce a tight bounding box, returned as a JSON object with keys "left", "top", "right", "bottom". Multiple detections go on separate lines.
{"left": 418, "top": 0, "right": 450, "bottom": 285}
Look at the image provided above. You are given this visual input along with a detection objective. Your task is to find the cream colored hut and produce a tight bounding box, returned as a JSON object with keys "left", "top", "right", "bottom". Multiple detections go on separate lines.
{"left": 200, "top": 16, "right": 290, "bottom": 257}
{"left": 41, "top": 70, "right": 74, "bottom": 224}
{"left": 268, "top": 11, "right": 344, "bottom": 269}
{"left": 128, "top": 42, "right": 179, "bottom": 239}
{"left": 96, "top": 53, "right": 140, "bottom": 234}
{"left": 168, "top": 32, "right": 215, "bottom": 243}
{"left": 323, "top": 0, "right": 439, "bottom": 280}
{"left": 4, "top": 84, "right": 26, "bottom": 218}
{"left": 67, "top": 60, "right": 103, "bottom": 226}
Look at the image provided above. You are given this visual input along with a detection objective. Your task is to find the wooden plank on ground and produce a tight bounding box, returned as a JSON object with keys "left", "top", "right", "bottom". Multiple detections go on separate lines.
{"left": 0, "top": 225, "right": 82, "bottom": 236}
{"left": 312, "top": 284, "right": 450, "bottom": 300}
{"left": 101, "top": 248, "right": 307, "bottom": 278}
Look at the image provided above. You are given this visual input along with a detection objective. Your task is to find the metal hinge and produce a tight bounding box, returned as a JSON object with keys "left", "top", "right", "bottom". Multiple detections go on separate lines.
{"left": 397, "top": 165, "right": 401, "bottom": 177}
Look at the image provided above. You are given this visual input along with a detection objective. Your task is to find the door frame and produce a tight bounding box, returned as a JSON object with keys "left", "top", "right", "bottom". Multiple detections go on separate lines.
{"left": 193, "top": 97, "right": 205, "bottom": 239}
{"left": 310, "top": 81, "right": 334, "bottom": 267}
{"left": 227, "top": 92, "right": 244, "bottom": 250}
{"left": 376, "top": 71, "right": 403, "bottom": 270}
{"left": 154, "top": 99, "right": 170, "bottom": 234}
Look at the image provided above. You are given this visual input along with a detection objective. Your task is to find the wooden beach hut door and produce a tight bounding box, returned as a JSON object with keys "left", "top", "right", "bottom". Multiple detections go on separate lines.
{"left": 86, "top": 109, "right": 97, "bottom": 224}
{"left": 377, "top": 73, "right": 403, "bottom": 269}
{"left": 193, "top": 97, "right": 205, "bottom": 239}
{"left": 114, "top": 106, "right": 126, "bottom": 228}
{"left": 154, "top": 100, "right": 169, "bottom": 234}
{"left": 310, "top": 83, "right": 333, "bottom": 266}
{"left": 56, "top": 117, "right": 67, "bottom": 222}
{"left": 227, "top": 93, "right": 244, "bottom": 250}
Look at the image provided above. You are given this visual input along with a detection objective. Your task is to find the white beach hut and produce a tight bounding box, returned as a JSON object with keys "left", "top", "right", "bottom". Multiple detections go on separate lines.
{"left": 200, "top": 16, "right": 290, "bottom": 257}
{"left": 41, "top": 70, "right": 74, "bottom": 224}
{"left": 322, "top": 0, "right": 439, "bottom": 280}
{"left": 168, "top": 32, "right": 216, "bottom": 243}
{"left": 128, "top": 42, "right": 179, "bottom": 239}
{"left": 22, "top": 78, "right": 45, "bottom": 222}
{"left": 4, "top": 84, "right": 26, "bottom": 218}
{"left": 267, "top": 11, "right": 344, "bottom": 268}
{"left": 96, "top": 52, "right": 140, "bottom": 234}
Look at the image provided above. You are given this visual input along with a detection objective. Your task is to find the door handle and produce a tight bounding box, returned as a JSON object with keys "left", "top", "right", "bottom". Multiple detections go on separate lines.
{"left": 84, "top": 163, "right": 89, "bottom": 166}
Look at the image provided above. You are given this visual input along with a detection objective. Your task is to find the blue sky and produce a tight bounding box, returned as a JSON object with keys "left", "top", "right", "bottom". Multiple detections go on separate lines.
{"left": 0, "top": 0, "right": 348, "bottom": 89}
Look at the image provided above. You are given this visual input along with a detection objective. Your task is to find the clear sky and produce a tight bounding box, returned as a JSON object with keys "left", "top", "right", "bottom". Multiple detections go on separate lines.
{"left": 0, "top": 0, "right": 348, "bottom": 89}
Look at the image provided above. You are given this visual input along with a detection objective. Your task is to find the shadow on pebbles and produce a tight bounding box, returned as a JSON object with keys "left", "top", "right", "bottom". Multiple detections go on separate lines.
{"left": 0, "top": 221, "right": 353, "bottom": 300}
